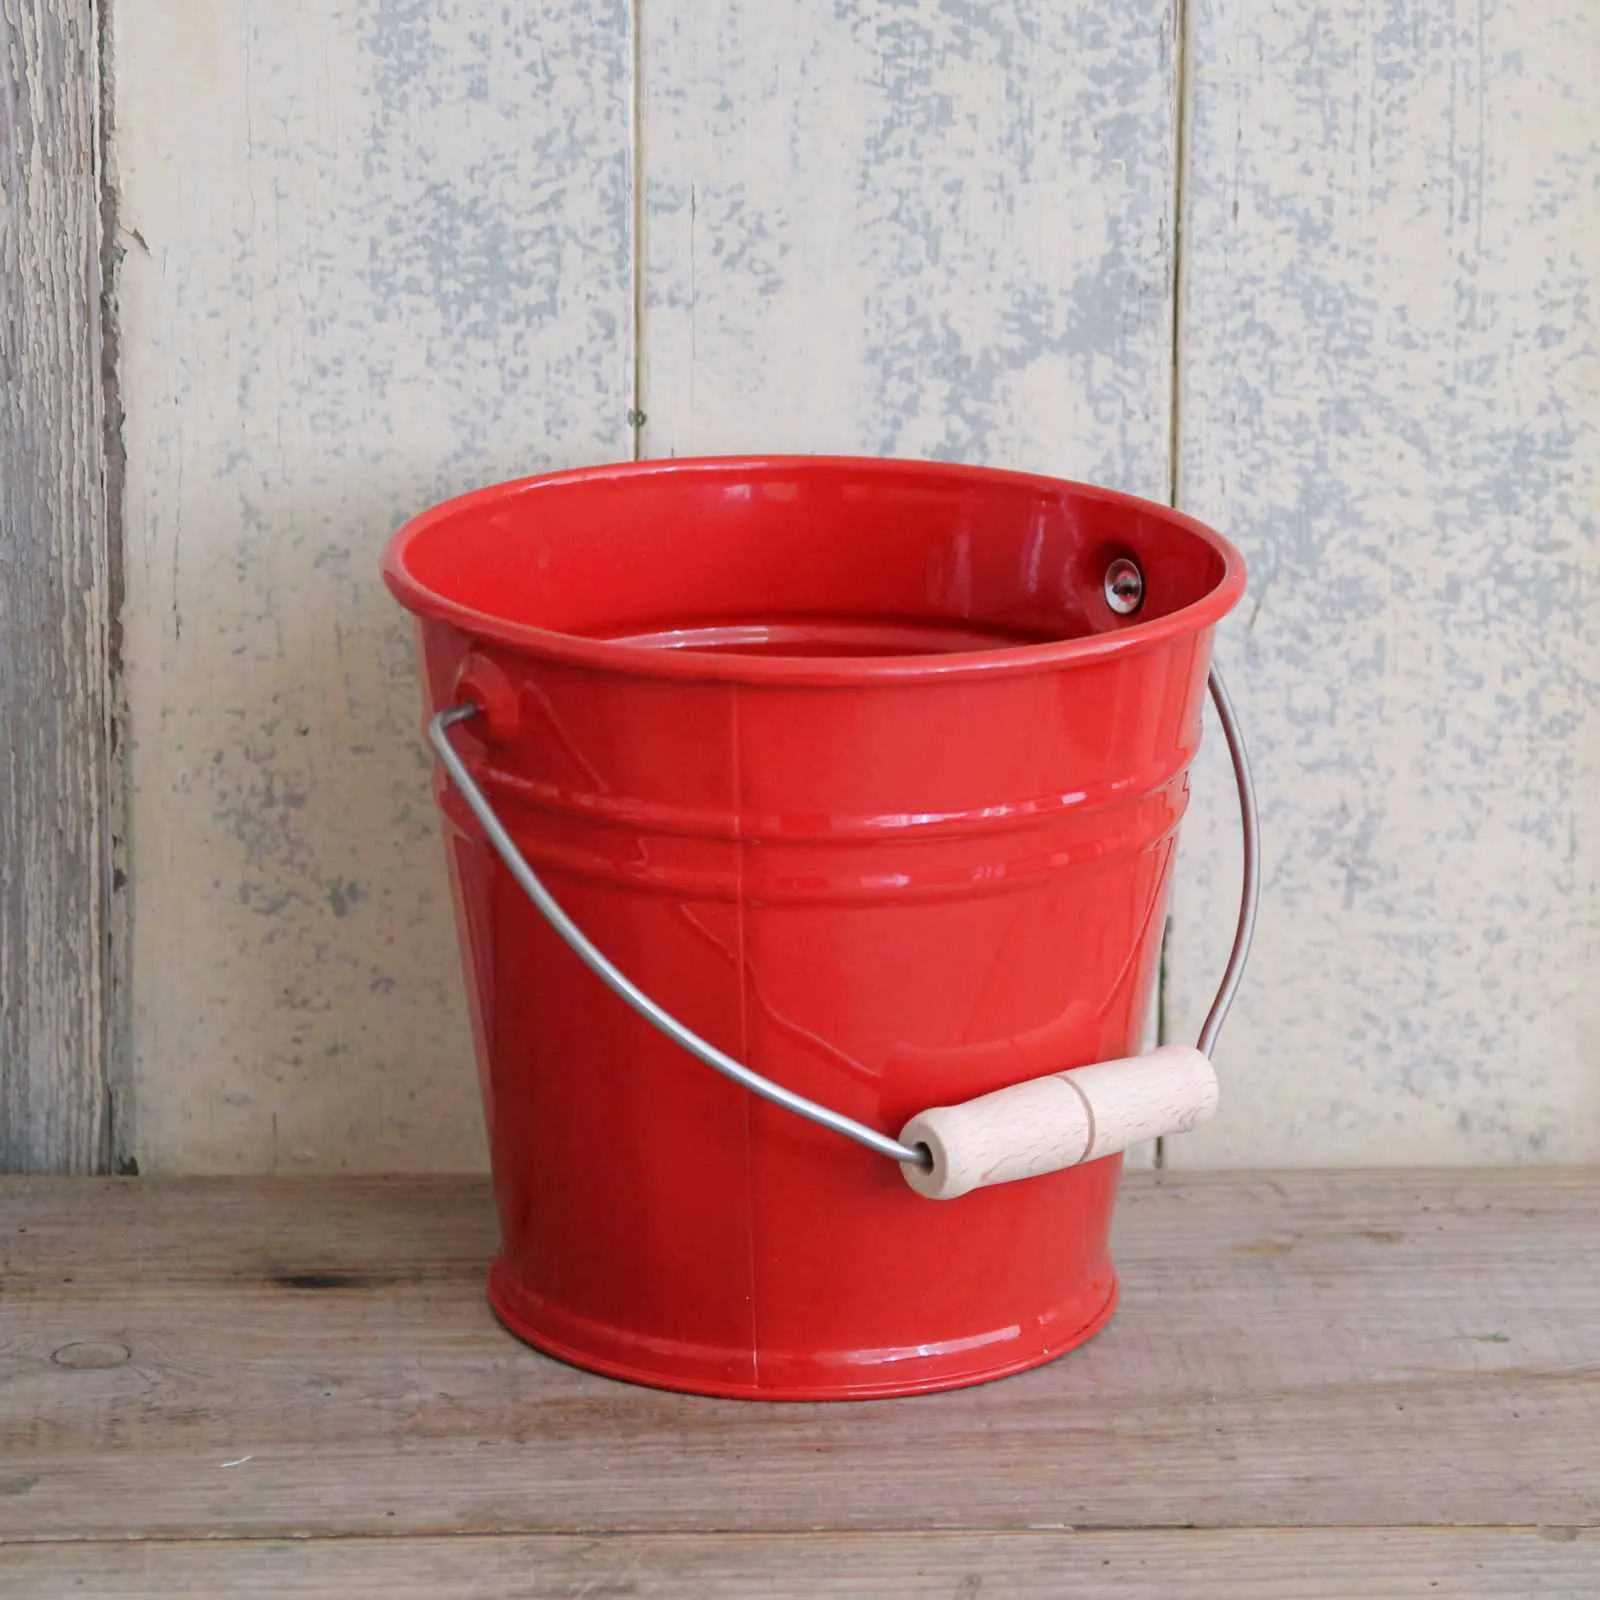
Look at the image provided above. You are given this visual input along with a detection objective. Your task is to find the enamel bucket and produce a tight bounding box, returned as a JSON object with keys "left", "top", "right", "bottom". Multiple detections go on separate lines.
{"left": 383, "top": 456, "right": 1251, "bottom": 1399}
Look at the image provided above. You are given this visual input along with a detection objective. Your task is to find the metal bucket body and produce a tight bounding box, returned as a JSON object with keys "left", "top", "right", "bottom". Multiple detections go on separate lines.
{"left": 384, "top": 457, "right": 1244, "bottom": 1399}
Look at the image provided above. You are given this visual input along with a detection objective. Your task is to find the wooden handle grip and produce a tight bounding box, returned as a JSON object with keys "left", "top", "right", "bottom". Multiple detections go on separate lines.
{"left": 898, "top": 1046, "right": 1219, "bottom": 1200}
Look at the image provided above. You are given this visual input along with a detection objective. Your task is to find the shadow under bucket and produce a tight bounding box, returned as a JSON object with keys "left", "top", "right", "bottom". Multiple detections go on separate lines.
{"left": 383, "top": 456, "right": 1248, "bottom": 1400}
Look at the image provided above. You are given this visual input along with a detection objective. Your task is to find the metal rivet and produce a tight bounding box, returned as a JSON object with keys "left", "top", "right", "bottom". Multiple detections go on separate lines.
{"left": 1104, "top": 557, "right": 1145, "bottom": 616}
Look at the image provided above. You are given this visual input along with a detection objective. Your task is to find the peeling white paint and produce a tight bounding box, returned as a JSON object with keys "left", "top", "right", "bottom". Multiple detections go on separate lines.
{"left": 115, "top": 0, "right": 633, "bottom": 1172}
{"left": 106, "top": 0, "right": 1598, "bottom": 1173}
{"left": 642, "top": 0, "right": 1178, "bottom": 491}
{"left": 1166, "top": 0, "right": 1600, "bottom": 1164}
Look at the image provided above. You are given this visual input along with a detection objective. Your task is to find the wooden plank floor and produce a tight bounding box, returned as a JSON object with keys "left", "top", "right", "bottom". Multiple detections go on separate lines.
{"left": 1, "top": 1171, "right": 1596, "bottom": 1596}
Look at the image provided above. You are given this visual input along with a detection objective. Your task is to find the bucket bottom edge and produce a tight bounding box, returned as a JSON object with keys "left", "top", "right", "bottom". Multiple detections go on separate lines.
{"left": 486, "top": 1259, "right": 1119, "bottom": 1402}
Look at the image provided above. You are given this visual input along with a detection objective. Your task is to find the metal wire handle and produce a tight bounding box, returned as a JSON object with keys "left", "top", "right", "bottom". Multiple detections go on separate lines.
{"left": 429, "top": 665, "right": 1258, "bottom": 1168}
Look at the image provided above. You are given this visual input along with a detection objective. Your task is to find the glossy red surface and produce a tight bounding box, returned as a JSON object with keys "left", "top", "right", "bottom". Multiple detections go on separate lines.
{"left": 384, "top": 456, "right": 1244, "bottom": 1400}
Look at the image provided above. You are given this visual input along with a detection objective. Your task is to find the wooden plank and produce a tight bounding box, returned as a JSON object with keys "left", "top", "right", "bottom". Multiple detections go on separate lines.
{"left": 110, "top": 0, "right": 635, "bottom": 1172}
{"left": 1, "top": 1171, "right": 1596, "bottom": 1539}
{"left": 1, "top": 1530, "right": 1593, "bottom": 1599}
{"left": 0, "top": 2, "right": 112, "bottom": 1172}
{"left": 638, "top": 0, "right": 1181, "bottom": 1172}
{"left": 640, "top": 0, "right": 1178, "bottom": 493}
{"left": 1165, "top": 2, "right": 1600, "bottom": 1163}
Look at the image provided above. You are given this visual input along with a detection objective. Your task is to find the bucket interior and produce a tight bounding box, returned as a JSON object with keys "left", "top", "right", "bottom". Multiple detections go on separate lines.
{"left": 390, "top": 458, "right": 1234, "bottom": 660}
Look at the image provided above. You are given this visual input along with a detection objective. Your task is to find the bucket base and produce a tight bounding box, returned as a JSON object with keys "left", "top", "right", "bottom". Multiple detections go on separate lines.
{"left": 486, "top": 1258, "right": 1120, "bottom": 1402}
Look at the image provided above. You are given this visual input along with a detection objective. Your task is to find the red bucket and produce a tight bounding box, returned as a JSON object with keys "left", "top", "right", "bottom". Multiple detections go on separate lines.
{"left": 383, "top": 456, "right": 1247, "bottom": 1400}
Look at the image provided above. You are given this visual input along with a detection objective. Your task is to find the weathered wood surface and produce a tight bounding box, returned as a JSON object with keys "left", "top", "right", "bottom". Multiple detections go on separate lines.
{"left": 1166, "top": 0, "right": 1600, "bottom": 1163}
{"left": 111, "top": 0, "right": 635, "bottom": 1172}
{"left": 2, "top": 1170, "right": 1596, "bottom": 1544}
{"left": 0, "top": 0, "right": 112, "bottom": 1173}
{"left": 642, "top": 0, "right": 1178, "bottom": 489}
{"left": 1, "top": 1530, "right": 1592, "bottom": 1599}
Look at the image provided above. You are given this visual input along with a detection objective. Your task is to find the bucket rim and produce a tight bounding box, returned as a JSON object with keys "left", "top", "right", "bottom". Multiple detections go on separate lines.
{"left": 381, "top": 454, "right": 1246, "bottom": 684}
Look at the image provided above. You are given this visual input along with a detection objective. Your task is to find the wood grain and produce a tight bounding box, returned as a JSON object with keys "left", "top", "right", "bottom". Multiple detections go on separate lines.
{"left": 0, "top": 0, "right": 112, "bottom": 1173}
{"left": 2, "top": 1171, "right": 1596, "bottom": 1541}
{"left": 1, "top": 1530, "right": 1592, "bottom": 1599}
{"left": 1166, "top": 0, "right": 1600, "bottom": 1163}
{"left": 111, "top": 0, "right": 635, "bottom": 1172}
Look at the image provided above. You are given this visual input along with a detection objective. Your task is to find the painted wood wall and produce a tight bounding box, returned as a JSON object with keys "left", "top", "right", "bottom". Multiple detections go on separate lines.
{"left": 1164, "top": 0, "right": 1600, "bottom": 1165}
{"left": 50, "top": 0, "right": 1600, "bottom": 1171}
